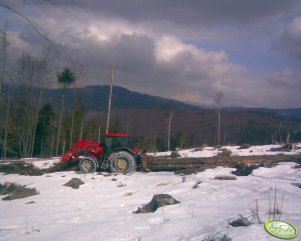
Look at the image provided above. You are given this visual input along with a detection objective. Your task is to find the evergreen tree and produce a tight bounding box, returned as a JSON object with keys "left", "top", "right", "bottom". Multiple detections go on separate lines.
{"left": 56, "top": 67, "right": 76, "bottom": 156}
{"left": 34, "top": 104, "right": 54, "bottom": 156}
{"left": 57, "top": 67, "right": 76, "bottom": 88}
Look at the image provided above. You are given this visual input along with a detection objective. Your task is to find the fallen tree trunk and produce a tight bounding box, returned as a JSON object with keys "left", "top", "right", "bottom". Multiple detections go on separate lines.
{"left": 147, "top": 154, "right": 301, "bottom": 172}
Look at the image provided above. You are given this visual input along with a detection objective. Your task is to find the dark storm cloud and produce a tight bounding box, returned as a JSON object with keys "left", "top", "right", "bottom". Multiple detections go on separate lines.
{"left": 1, "top": 0, "right": 301, "bottom": 108}
{"left": 42, "top": 0, "right": 301, "bottom": 26}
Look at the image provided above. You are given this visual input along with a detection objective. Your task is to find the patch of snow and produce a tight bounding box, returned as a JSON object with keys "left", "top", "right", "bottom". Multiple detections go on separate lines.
{"left": 149, "top": 143, "right": 301, "bottom": 158}
{"left": 1, "top": 144, "right": 301, "bottom": 240}
{"left": 31, "top": 158, "right": 60, "bottom": 169}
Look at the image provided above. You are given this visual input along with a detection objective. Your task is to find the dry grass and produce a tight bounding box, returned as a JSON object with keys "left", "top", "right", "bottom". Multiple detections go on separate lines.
{"left": 214, "top": 175, "right": 237, "bottom": 180}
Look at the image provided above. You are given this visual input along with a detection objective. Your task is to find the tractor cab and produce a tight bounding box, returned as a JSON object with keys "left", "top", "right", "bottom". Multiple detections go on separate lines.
{"left": 104, "top": 133, "right": 138, "bottom": 157}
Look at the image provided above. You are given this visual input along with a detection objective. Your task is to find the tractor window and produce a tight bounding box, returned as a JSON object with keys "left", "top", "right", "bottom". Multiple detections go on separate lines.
{"left": 105, "top": 137, "right": 114, "bottom": 147}
{"left": 119, "top": 137, "right": 131, "bottom": 148}
{"left": 105, "top": 136, "right": 133, "bottom": 150}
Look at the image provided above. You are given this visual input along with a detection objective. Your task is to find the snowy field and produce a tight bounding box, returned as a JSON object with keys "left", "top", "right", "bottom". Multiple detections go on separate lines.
{"left": 150, "top": 143, "right": 301, "bottom": 158}
{"left": 1, "top": 144, "right": 301, "bottom": 241}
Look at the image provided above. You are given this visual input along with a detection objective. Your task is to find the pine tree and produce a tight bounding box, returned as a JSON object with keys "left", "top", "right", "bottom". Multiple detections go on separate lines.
{"left": 56, "top": 67, "right": 76, "bottom": 156}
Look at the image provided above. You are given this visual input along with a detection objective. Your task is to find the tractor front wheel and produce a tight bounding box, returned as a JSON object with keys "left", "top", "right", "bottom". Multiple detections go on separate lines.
{"left": 79, "top": 157, "right": 97, "bottom": 173}
{"left": 109, "top": 151, "right": 136, "bottom": 173}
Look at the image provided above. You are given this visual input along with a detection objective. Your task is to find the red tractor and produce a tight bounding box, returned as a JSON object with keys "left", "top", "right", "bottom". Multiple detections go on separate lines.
{"left": 61, "top": 133, "right": 143, "bottom": 173}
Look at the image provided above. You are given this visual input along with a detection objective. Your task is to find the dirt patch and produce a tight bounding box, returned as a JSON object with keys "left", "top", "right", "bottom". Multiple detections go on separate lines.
{"left": 214, "top": 175, "right": 237, "bottom": 180}
{"left": 46, "top": 161, "right": 78, "bottom": 173}
{"left": 0, "top": 161, "right": 43, "bottom": 176}
{"left": 0, "top": 160, "right": 79, "bottom": 176}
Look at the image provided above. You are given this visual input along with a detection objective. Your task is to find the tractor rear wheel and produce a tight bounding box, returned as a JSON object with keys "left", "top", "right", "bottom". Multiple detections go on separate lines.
{"left": 79, "top": 157, "right": 97, "bottom": 173}
{"left": 109, "top": 151, "right": 136, "bottom": 173}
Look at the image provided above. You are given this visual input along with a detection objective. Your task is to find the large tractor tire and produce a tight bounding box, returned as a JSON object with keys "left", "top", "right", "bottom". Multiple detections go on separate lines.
{"left": 79, "top": 157, "right": 98, "bottom": 173}
{"left": 109, "top": 151, "right": 136, "bottom": 173}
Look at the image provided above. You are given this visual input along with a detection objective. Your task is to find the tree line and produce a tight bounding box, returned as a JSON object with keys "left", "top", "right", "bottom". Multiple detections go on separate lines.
{"left": 0, "top": 51, "right": 82, "bottom": 158}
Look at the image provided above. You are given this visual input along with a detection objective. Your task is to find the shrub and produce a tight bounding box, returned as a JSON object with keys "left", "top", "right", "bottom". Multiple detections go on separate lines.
{"left": 217, "top": 149, "right": 232, "bottom": 157}
{"left": 0, "top": 161, "right": 43, "bottom": 176}
{"left": 231, "top": 163, "right": 258, "bottom": 176}
{"left": 238, "top": 144, "right": 250, "bottom": 149}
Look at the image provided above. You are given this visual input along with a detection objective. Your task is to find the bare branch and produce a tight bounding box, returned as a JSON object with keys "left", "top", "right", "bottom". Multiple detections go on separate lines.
{"left": 0, "top": 1, "right": 56, "bottom": 51}
{"left": 0, "top": 1, "right": 83, "bottom": 66}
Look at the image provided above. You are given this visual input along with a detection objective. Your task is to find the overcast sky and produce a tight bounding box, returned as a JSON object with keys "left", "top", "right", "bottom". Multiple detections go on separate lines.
{"left": 1, "top": 0, "right": 301, "bottom": 108}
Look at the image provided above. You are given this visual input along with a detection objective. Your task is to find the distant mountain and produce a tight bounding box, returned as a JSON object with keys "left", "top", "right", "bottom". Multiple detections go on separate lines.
{"left": 273, "top": 108, "right": 301, "bottom": 119}
{"left": 42, "top": 85, "right": 201, "bottom": 111}
{"left": 223, "top": 107, "right": 301, "bottom": 120}
{"left": 3, "top": 84, "right": 301, "bottom": 119}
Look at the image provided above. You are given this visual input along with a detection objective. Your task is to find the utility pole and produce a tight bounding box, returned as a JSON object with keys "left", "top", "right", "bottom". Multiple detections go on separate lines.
{"left": 167, "top": 111, "right": 174, "bottom": 151}
{"left": 106, "top": 65, "right": 114, "bottom": 134}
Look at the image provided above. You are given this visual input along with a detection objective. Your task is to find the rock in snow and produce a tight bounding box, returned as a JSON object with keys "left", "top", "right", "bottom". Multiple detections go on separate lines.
{"left": 63, "top": 178, "right": 84, "bottom": 189}
{"left": 134, "top": 194, "right": 180, "bottom": 213}
{"left": 0, "top": 182, "right": 39, "bottom": 200}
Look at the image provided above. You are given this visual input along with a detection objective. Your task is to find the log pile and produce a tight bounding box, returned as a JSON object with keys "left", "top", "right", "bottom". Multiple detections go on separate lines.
{"left": 147, "top": 154, "right": 301, "bottom": 172}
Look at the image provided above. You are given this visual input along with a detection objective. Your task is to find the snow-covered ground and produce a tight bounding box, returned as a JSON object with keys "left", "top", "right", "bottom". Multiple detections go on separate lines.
{"left": 1, "top": 144, "right": 301, "bottom": 241}
{"left": 151, "top": 143, "right": 301, "bottom": 158}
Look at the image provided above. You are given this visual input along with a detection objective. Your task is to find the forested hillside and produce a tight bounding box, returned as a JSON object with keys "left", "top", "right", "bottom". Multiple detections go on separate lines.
{"left": 1, "top": 81, "right": 301, "bottom": 158}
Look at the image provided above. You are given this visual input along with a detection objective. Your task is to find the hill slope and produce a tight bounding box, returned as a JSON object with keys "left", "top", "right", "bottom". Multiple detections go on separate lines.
{"left": 42, "top": 85, "right": 201, "bottom": 111}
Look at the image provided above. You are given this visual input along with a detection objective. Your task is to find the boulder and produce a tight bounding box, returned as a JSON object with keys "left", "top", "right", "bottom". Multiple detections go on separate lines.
{"left": 1, "top": 182, "right": 39, "bottom": 201}
{"left": 134, "top": 194, "right": 180, "bottom": 213}
{"left": 63, "top": 178, "right": 84, "bottom": 189}
{"left": 0, "top": 182, "right": 18, "bottom": 195}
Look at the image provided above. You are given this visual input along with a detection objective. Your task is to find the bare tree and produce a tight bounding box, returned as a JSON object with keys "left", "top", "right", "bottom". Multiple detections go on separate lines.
{"left": 0, "top": 92, "right": 10, "bottom": 158}
{"left": 106, "top": 66, "right": 115, "bottom": 134}
{"left": 0, "top": 1, "right": 63, "bottom": 60}
{"left": 16, "top": 52, "right": 49, "bottom": 157}
{"left": 0, "top": 22, "right": 9, "bottom": 157}
{"left": 0, "top": 21, "right": 8, "bottom": 94}
{"left": 215, "top": 91, "right": 223, "bottom": 146}
{"left": 162, "top": 110, "right": 174, "bottom": 151}
{"left": 69, "top": 62, "right": 85, "bottom": 148}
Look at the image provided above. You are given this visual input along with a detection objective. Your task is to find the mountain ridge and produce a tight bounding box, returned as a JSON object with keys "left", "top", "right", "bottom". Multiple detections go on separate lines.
{"left": 3, "top": 84, "right": 301, "bottom": 119}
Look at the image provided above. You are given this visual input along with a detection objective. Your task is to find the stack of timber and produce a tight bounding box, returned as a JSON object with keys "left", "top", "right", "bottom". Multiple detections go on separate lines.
{"left": 147, "top": 154, "right": 301, "bottom": 172}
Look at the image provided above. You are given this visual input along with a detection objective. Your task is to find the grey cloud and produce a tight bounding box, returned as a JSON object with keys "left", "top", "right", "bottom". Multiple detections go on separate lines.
{"left": 2, "top": 0, "right": 301, "bottom": 108}
{"left": 267, "top": 69, "right": 301, "bottom": 88}
{"left": 10, "top": 22, "right": 301, "bottom": 108}
{"left": 41, "top": 0, "right": 301, "bottom": 26}
{"left": 273, "top": 16, "right": 301, "bottom": 61}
